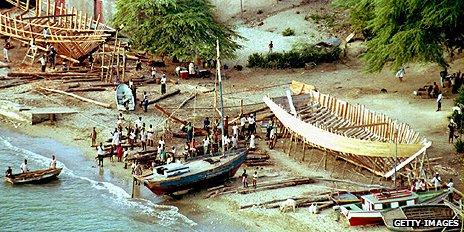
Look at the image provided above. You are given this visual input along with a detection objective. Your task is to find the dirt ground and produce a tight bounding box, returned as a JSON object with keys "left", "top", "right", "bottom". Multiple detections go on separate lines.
{"left": 0, "top": 0, "right": 462, "bottom": 231}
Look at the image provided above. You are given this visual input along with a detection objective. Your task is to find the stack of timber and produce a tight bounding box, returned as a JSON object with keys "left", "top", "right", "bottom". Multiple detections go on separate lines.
{"left": 0, "top": 0, "right": 115, "bottom": 63}
{"left": 263, "top": 80, "right": 432, "bottom": 178}
{"left": 245, "top": 150, "right": 272, "bottom": 166}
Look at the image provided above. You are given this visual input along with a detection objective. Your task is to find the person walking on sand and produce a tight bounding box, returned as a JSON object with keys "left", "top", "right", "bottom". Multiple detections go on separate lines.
{"left": 90, "top": 127, "right": 97, "bottom": 147}
{"left": 448, "top": 120, "right": 456, "bottom": 143}
{"left": 436, "top": 91, "right": 443, "bottom": 112}
{"left": 396, "top": 67, "right": 405, "bottom": 82}
{"left": 252, "top": 171, "right": 258, "bottom": 188}
{"left": 268, "top": 41, "right": 273, "bottom": 53}
{"left": 241, "top": 169, "right": 248, "bottom": 188}
{"left": 160, "top": 73, "right": 167, "bottom": 94}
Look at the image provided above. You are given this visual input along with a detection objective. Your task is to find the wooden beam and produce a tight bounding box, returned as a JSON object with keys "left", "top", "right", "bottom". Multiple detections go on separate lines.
{"left": 39, "top": 87, "right": 112, "bottom": 108}
{"left": 334, "top": 122, "right": 388, "bottom": 131}
{"left": 22, "top": 14, "right": 76, "bottom": 20}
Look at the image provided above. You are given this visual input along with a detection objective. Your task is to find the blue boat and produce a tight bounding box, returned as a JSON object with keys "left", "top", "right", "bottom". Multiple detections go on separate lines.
{"left": 136, "top": 149, "right": 247, "bottom": 195}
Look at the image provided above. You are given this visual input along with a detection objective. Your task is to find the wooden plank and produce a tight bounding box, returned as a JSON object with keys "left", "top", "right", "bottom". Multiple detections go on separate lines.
{"left": 39, "top": 87, "right": 112, "bottom": 108}
{"left": 334, "top": 122, "right": 388, "bottom": 131}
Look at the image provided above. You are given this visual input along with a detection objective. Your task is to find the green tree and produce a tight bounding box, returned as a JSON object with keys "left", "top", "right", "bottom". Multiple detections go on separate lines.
{"left": 337, "top": 0, "right": 464, "bottom": 72}
{"left": 113, "top": 0, "right": 241, "bottom": 61}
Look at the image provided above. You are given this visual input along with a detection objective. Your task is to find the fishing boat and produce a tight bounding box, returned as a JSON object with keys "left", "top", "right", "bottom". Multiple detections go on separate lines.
{"left": 136, "top": 149, "right": 247, "bottom": 195}
{"left": 115, "top": 84, "right": 135, "bottom": 111}
{"left": 5, "top": 168, "right": 63, "bottom": 184}
{"left": 339, "top": 189, "right": 446, "bottom": 226}
{"left": 382, "top": 204, "right": 460, "bottom": 231}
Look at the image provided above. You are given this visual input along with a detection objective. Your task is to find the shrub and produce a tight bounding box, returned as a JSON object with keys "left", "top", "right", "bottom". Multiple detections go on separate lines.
{"left": 455, "top": 139, "right": 464, "bottom": 153}
{"left": 282, "top": 28, "right": 295, "bottom": 36}
{"left": 247, "top": 43, "right": 341, "bottom": 69}
{"left": 455, "top": 87, "right": 464, "bottom": 106}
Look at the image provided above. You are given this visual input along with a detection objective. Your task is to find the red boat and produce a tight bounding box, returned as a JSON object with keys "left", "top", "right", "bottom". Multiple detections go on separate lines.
{"left": 339, "top": 189, "right": 445, "bottom": 226}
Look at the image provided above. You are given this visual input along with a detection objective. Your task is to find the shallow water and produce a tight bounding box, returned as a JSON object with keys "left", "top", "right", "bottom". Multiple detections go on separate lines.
{"left": 0, "top": 130, "right": 199, "bottom": 231}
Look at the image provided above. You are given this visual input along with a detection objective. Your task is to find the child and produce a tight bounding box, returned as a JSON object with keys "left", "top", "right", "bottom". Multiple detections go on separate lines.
{"left": 252, "top": 171, "right": 258, "bottom": 188}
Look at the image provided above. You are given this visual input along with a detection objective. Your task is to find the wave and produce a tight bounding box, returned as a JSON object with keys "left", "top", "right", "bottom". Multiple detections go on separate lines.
{"left": 0, "top": 136, "right": 197, "bottom": 228}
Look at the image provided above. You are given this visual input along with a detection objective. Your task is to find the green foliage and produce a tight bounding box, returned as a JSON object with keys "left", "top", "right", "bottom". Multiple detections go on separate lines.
{"left": 346, "top": 0, "right": 464, "bottom": 72}
{"left": 282, "top": 28, "right": 295, "bottom": 36}
{"left": 247, "top": 43, "right": 341, "bottom": 69}
{"left": 455, "top": 87, "right": 464, "bottom": 106}
{"left": 455, "top": 139, "right": 464, "bottom": 153}
{"left": 113, "top": 0, "right": 241, "bottom": 61}
{"left": 305, "top": 13, "right": 336, "bottom": 27}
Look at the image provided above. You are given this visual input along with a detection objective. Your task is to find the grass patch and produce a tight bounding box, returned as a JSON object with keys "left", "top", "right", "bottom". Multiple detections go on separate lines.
{"left": 282, "top": 28, "right": 295, "bottom": 36}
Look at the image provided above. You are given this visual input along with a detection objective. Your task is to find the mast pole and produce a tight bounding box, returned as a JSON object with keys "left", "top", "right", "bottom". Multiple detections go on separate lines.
{"left": 216, "top": 39, "right": 225, "bottom": 155}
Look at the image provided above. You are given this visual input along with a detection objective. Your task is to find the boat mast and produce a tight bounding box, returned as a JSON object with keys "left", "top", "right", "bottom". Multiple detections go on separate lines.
{"left": 216, "top": 39, "right": 225, "bottom": 155}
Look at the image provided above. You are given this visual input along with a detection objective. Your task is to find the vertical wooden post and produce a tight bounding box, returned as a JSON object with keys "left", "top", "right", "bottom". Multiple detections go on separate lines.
{"left": 287, "top": 133, "right": 294, "bottom": 156}
{"left": 26, "top": 0, "right": 30, "bottom": 11}
{"left": 301, "top": 139, "right": 306, "bottom": 161}
{"left": 240, "top": 99, "right": 243, "bottom": 116}
{"left": 324, "top": 150, "right": 328, "bottom": 170}
{"left": 47, "top": 0, "right": 50, "bottom": 16}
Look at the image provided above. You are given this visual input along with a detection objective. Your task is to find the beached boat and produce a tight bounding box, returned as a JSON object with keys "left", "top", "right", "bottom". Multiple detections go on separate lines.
{"left": 263, "top": 81, "right": 431, "bottom": 178}
{"left": 136, "top": 149, "right": 247, "bottom": 195}
{"left": 5, "top": 168, "right": 63, "bottom": 184}
{"left": 115, "top": 84, "right": 135, "bottom": 111}
{"left": 382, "top": 204, "right": 460, "bottom": 231}
{"left": 339, "top": 189, "right": 446, "bottom": 226}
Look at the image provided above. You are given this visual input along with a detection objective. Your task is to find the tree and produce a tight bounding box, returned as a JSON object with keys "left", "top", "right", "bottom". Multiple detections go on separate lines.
{"left": 341, "top": 0, "right": 464, "bottom": 72}
{"left": 113, "top": 0, "right": 241, "bottom": 61}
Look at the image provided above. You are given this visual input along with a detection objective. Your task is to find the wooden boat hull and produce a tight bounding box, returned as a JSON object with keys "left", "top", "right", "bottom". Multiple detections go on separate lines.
{"left": 115, "top": 84, "right": 135, "bottom": 111}
{"left": 344, "top": 211, "right": 384, "bottom": 226}
{"left": 143, "top": 150, "right": 247, "bottom": 195}
{"left": 5, "top": 168, "right": 63, "bottom": 185}
{"left": 382, "top": 204, "right": 460, "bottom": 232}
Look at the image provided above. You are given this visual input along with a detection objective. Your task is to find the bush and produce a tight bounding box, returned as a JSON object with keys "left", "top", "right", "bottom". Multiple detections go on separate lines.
{"left": 455, "top": 87, "right": 464, "bottom": 106}
{"left": 282, "top": 28, "right": 295, "bottom": 36}
{"left": 455, "top": 139, "right": 464, "bottom": 153}
{"left": 247, "top": 43, "right": 341, "bottom": 69}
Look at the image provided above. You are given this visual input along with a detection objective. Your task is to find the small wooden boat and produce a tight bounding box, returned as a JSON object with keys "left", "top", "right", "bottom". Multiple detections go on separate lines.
{"left": 115, "top": 84, "right": 135, "bottom": 111}
{"left": 339, "top": 189, "right": 446, "bottom": 226}
{"left": 136, "top": 149, "right": 247, "bottom": 195}
{"left": 382, "top": 204, "right": 460, "bottom": 231}
{"left": 5, "top": 168, "right": 63, "bottom": 184}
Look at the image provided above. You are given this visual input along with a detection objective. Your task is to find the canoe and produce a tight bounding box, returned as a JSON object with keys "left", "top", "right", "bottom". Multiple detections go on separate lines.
{"left": 136, "top": 148, "right": 247, "bottom": 195}
{"left": 382, "top": 204, "right": 460, "bottom": 231}
{"left": 5, "top": 168, "right": 63, "bottom": 184}
{"left": 115, "top": 84, "right": 135, "bottom": 111}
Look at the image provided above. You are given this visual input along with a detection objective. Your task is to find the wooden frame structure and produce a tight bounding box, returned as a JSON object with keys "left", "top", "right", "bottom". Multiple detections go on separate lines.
{"left": 0, "top": 0, "right": 115, "bottom": 63}
{"left": 264, "top": 81, "right": 432, "bottom": 178}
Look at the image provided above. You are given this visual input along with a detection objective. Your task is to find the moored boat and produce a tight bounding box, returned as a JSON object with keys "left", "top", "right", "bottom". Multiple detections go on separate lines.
{"left": 136, "top": 149, "right": 247, "bottom": 195}
{"left": 5, "top": 168, "right": 63, "bottom": 184}
{"left": 339, "top": 189, "right": 446, "bottom": 226}
{"left": 382, "top": 204, "right": 460, "bottom": 231}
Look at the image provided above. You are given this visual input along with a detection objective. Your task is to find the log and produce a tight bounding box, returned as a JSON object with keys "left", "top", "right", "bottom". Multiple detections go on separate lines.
{"left": 246, "top": 154, "right": 270, "bottom": 160}
{"left": 148, "top": 89, "right": 181, "bottom": 105}
{"left": 240, "top": 195, "right": 330, "bottom": 209}
{"left": 245, "top": 161, "right": 274, "bottom": 166}
{"left": 0, "top": 81, "right": 28, "bottom": 89}
{"left": 179, "top": 93, "right": 197, "bottom": 109}
{"left": 63, "top": 78, "right": 101, "bottom": 83}
{"left": 91, "top": 83, "right": 117, "bottom": 88}
{"left": 39, "top": 87, "right": 112, "bottom": 108}
{"left": 67, "top": 87, "right": 106, "bottom": 92}
{"left": 154, "top": 104, "right": 187, "bottom": 125}
{"left": 8, "top": 72, "right": 98, "bottom": 78}
{"left": 67, "top": 83, "right": 80, "bottom": 89}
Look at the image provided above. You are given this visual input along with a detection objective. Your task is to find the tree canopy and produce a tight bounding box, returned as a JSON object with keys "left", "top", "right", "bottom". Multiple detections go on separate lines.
{"left": 113, "top": 0, "right": 241, "bottom": 61}
{"left": 338, "top": 0, "right": 464, "bottom": 72}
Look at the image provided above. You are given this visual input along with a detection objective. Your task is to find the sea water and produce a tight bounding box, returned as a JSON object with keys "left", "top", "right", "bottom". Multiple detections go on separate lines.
{"left": 0, "top": 130, "right": 199, "bottom": 231}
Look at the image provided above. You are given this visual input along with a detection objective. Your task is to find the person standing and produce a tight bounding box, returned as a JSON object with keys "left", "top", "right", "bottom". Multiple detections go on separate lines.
{"left": 436, "top": 91, "right": 443, "bottom": 112}
{"left": 49, "top": 155, "right": 57, "bottom": 169}
{"left": 5, "top": 166, "right": 12, "bottom": 177}
{"left": 116, "top": 144, "right": 123, "bottom": 162}
{"left": 241, "top": 169, "right": 248, "bottom": 188}
{"left": 447, "top": 178, "right": 454, "bottom": 202}
{"left": 135, "top": 59, "right": 142, "bottom": 71}
{"left": 90, "top": 127, "right": 97, "bottom": 147}
{"left": 252, "top": 171, "right": 258, "bottom": 188}
{"left": 141, "top": 129, "right": 147, "bottom": 151}
{"left": 96, "top": 143, "right": 105, "bottom": 167}
{"left": 160, "top": 74, "right": 167, "bottom": 94}
{"left": 396, "top": 67, "right": 405, "bottom": 82}
{"left": 224, "top": 116, "right": 229, "bottom": 136}
{"left": 448, "top": 120, "right": 456, "bottom": 143}
{"left": 249, "top": 134, "right": 256, "bottom": 150}
{"left": 431, "top": 173, "right": 442, "bottom": 191}
{"left": 268, "top": 41, "right": 273, "bottom": 53}
{"left": 186, "top": 122, "right": 193, "bottom": 142}
{"left": 20, "top": 159, "right": 29, "bottom": 173}
{"left": 48, "top": 44, "right": 56, "bottom": 69}
{"left": 158, "top": 136, "right": 165, "bottom": 150}
{"left": 203, "top": 136, "right": 210, "bottom": 155}
{"left": 3, "top": 38, "right": 10, "bottom": 63}
{"left": 142, "top": 96, "right": 149, "bottom": 112}
{"left": 232, "top": 122, "right": 238, "bottom": 138}
{"left": 203, "top": 117, "right": 211, "bottom": 132}
{"left": 39, "top": 55, "right": 46, "bottom": 72}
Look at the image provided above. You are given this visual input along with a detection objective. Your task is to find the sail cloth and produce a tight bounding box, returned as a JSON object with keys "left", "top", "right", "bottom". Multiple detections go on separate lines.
{"left": 263, "top": 96, "right": 426, "bottom": 158}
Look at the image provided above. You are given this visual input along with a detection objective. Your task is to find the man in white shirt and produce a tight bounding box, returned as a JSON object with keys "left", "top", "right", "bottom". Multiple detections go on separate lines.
{"left": 39, "top": 55, "right": 46, "bottom": 72}
{"left": 249, "top": 134, "right": 256, "bottom": 149}
{"left": 158, "top": 137, "right": 165, "bottom": 150}
{"left": 436, "top": 92, "right": 443, "bottom": 111}
{"left": 232, "top": 122, "right": 239, "bottom": 137}
{"left": 49, "top": 155, "right": 57, "bottom": 169}
{"left": 431, "top": 173, "right": 442, "bottom": 190}
{"left": 135, "top": 117, "right": 143, "bottom": 129}
{"left": 96, "top": 143, "right": 105, "bottom": 167}
{"left": 231, "top": 134, "right": 238, "bottom": 149}
{"left": 112, "top": 129, "right": 120, "bottom": 146}
{"left": 20, "top": 159, "right": 29, "bottom": 173}
{"left": 447, "top": 178, "right": 454, "bottom": 201}
{"left": 160, "top": 74, "right": 167, "bottom": 94}
{"left": 203, "top": 136, "right": 210, "bottom": 155}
